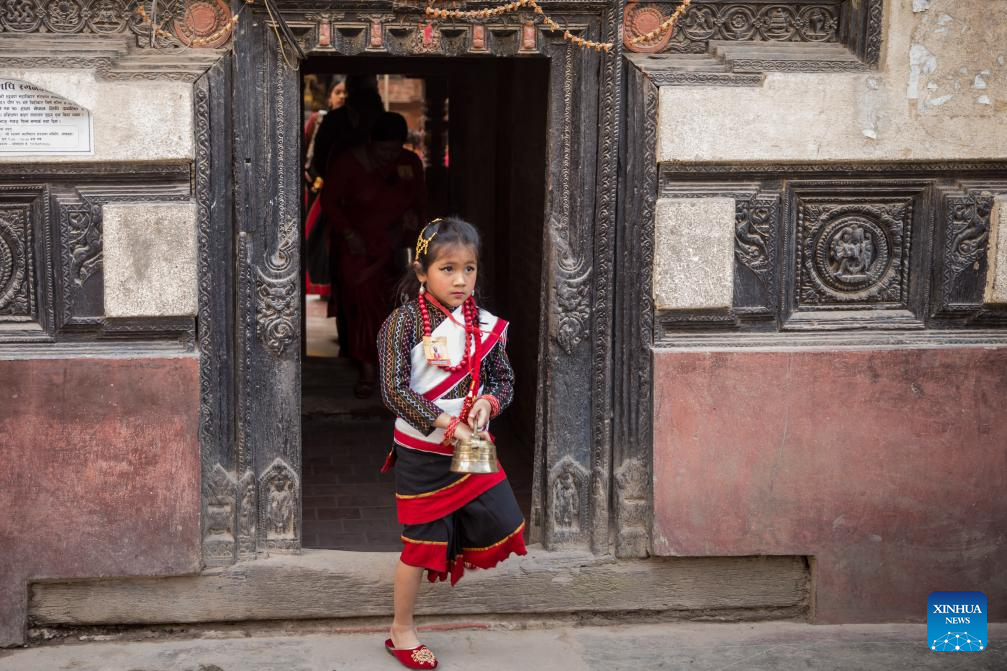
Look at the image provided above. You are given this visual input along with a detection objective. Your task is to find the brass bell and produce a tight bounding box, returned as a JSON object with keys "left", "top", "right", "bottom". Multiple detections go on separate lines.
{"left": 450, "top": 432, "right": 500, "bottom": 474}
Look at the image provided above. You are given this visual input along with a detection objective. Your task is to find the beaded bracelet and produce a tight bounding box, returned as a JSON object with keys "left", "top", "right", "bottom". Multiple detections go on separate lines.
{"left": 442, "top": 416, "right": 461, "bottom": 445}
{"left": 477, "top": 394, "right": 501, "bottom": 418}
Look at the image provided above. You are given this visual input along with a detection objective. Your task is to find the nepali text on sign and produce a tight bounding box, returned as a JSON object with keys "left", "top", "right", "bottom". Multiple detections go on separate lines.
{"left": 0, "top": 79, "right": 93, "bottom": 155}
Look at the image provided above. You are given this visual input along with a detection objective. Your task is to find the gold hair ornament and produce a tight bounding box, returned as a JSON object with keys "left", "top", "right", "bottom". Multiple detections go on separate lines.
{"left": 416, "top": 218, "right": 443, "bottom": 258}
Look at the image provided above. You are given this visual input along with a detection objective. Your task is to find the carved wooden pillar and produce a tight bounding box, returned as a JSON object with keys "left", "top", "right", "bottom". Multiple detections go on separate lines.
{"left": 535, "top": 30, "right": 616, "bottom": 554}
{"left": 231, "top": 14, "right": 303, "bottom": 557}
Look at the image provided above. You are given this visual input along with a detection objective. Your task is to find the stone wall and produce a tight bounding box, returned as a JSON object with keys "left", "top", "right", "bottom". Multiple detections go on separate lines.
{"left": 652, "top": 347, "right": 1007, "bottom": 623}
{"left": 0, "top": 49, "right": 204, "bottom": 646}
{"left": 0, "top": 357, "right": 201, "bottom": 647}
{"left": 658, "top": 0, "right": 1007, "bottom": 162}
{"left": 648, "top": 0, "right": 1007, "bottom": 623}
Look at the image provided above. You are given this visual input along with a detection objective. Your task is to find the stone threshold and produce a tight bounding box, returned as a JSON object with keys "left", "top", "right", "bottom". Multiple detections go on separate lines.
{"left": 29, "top": 548, "right": 810, "bottom": 627}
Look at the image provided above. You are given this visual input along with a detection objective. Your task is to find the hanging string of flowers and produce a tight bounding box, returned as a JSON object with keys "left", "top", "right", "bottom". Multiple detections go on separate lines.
{"left": 425, "top": 0, "right": 693, "bottom": 52}
{"left": 135, "top": 0, "right": 694, "bottom": 53}
{"left": 426, "top": 0, "right": 613, "bottom": 52}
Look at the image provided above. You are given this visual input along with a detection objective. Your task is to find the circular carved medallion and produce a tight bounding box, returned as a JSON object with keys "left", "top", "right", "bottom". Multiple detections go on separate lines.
{"left": 721, "top": 6, "right": 756, "bottom": 41}
{"left": 798, "top": 6, "right": 837, "bottom": 42}
{"left": 173, "top": 0, "right": 233, "bottom": 48}
{"left": 623, "top": 0, "right": 673, "bottom": 54}
{"left": 43, "top": 0, "right": 86, "bottom": 33}
{"left": 86, "top": 0, "right": 128, "bottom": 34}
{"left": 1, "top": 0, "right": 43, "bottom": 32}
{"left": 812, "top": 216, "right": 892, "bottom": 298}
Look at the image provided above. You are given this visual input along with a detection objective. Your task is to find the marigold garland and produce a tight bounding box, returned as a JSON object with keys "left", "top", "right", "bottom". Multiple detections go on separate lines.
{"left": 426, "top": 0, "right": 614, "bottom": 52}
{"left": 135, "top": 0, "right": 694, "bottom": 53}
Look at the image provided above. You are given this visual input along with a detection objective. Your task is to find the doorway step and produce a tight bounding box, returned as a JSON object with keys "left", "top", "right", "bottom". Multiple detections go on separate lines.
{"left": 29, "top": 550, "right": 810, "bottom": 629}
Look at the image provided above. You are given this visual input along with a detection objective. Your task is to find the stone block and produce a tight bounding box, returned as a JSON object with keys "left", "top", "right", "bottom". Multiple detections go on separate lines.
{"left": 652, "top": 198, "right": 735, "bottom": 310}
{"left": 103, "top": 202, "right": 197, "bottom": 317}
{"left": 984, "top": 196, "right": 1007, "bottom": 306}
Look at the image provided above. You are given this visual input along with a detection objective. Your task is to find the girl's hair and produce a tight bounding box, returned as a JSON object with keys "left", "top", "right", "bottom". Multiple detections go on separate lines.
{"left": 395, "top": 216, "right": 482, "bottom": 305}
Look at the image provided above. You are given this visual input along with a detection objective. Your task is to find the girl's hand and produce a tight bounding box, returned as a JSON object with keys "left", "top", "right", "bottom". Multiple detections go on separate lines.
{"left": 466, "top": 399, "right": 492, "bottom": 431}
{"left": 453, "top": 422, "right": 474, "bottom": 444}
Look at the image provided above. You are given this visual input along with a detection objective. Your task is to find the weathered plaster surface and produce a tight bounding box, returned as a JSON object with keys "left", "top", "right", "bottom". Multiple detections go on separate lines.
{"left": 0, "top": 357, "right": 200, "bottom": 647}
{"left": 652, "top": 346, "right": 1007, "bottom": 623}
{"left": 653, "top": 198, "right": 735, "bottom": 310}
{"left": 985, "top": 195, "right": 1007, "bottom": 305}
{"left": 0, "top": 69, "right": 192, "bottom": 163}
{"left": 658, "top": 0, "right": 1007, "bottom": 162}
{"left": 103, "top": 202, "right": 198, "bottom": 317}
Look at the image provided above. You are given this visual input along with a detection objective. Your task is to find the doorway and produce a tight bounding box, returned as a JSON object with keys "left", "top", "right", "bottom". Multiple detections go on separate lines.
{"left": 298, "top": 56, "right": 549, "bottom": 551}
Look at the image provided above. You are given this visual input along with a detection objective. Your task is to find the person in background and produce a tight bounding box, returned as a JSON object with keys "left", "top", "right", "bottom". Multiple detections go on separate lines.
{"left": 321, "top": 112, "right": 426, "bottom": 398}
{"left": 303, "top": 76, "right": 347, "bottom": 298}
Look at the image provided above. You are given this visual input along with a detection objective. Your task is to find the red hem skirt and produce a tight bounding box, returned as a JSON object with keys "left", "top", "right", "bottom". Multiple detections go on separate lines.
{"left": 391, "top": 444, "right": 527, "bottom": 585}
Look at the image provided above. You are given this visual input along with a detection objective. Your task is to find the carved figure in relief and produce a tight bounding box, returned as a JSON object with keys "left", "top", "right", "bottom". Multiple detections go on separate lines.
{"left": 830, "top": 224, "right": 876, "bottom": 279}
{"left": 554, "top": 471, "right": 580, "bottom": 530}
{"left": 239, "top": 480, "right": 256, "bottom": 536}
{"left": 266, "top": 477, "right": 295, "bottom": 537}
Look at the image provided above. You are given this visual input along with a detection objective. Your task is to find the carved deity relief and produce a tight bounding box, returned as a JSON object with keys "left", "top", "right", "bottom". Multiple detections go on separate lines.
{"left": 549, "top": 456, "right": 589, "bottom": 536}
{"left": 258, "top": 457, "right": 299, "bottom": 546}
{"left": 267, "top": 478, "right": 296, "bottom": 537}
{"left": 203, "top": 464, "right": 237, "bottom": 564}
{"left": 554, "top": 471, "right": 580, "bottom": 531}
{"left": 798, "top": 201, "right": 911, "bottom": 305}
{"left": 237, "top": 470, "right": 257, "bottom": 557}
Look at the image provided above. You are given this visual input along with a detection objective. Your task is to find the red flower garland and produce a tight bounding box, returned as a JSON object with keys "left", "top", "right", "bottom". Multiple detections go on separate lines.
{"left": 419, "top": 290, "right": 483, "bottom": 424}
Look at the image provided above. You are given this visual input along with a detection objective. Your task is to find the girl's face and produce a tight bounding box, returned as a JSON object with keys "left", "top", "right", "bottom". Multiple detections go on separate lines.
{"left": 416, "top": 243, "right": 478, "bottom": 309}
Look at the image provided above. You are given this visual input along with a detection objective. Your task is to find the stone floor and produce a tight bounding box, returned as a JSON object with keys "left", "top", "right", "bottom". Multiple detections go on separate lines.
{"left": 3, "top": 621, "right": 1005, "bottom": 671}
{"left": 301, "top": 296, "right": 534, "bottom": 552}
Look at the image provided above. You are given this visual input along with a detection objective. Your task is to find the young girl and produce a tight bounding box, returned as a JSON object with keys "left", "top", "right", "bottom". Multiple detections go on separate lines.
{"left": 376, "top": 217, "right": 527, "bottom": 669}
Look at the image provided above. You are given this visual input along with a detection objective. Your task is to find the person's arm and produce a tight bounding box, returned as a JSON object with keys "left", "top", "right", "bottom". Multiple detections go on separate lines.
{"left": 377, "top": 307, "right": 451, "bottom": 437}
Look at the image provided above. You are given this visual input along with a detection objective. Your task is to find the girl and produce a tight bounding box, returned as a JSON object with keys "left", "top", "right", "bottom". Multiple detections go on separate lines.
{"left": 376, "top": 217, "right": 527, "bottom": 669}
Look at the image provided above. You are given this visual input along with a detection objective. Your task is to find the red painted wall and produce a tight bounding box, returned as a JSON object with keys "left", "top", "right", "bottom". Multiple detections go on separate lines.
{"left": 652, "top": 346, "right": 1007, "bottom": 623}
{"left": 0, "top": 357, "right": 201, "bottom": 646}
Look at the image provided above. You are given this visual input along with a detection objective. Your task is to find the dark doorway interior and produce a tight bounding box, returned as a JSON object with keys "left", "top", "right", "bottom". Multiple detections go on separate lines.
{"left": 299, "top": 56, "right": 549, "bottom": 551}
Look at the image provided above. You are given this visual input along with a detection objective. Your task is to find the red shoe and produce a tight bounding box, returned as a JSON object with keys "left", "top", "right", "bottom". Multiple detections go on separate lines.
{"left": 384, "top": 638, "right": 438, "bottom": 669}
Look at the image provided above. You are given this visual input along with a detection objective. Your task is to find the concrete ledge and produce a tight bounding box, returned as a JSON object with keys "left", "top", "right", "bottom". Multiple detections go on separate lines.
{"left": 30, "top": 549, "right": 810, "bottom": 626}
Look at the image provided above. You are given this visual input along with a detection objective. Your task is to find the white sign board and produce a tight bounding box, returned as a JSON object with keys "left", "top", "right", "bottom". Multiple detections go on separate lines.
{"left": 0, "top": 79, "right": 93, "bottom": 155}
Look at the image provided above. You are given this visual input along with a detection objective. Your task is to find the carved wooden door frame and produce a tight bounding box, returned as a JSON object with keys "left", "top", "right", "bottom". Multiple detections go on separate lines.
{"left": 196, "top": 1, "right": 640, "bottom": 567}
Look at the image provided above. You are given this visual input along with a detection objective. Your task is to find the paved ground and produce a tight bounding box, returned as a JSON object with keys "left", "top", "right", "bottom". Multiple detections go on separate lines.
{"left": 1, "top": 621, "right": 1004, "bottom": 671}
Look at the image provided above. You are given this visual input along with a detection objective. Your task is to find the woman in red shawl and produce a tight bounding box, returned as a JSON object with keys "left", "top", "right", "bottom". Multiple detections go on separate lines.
{"left": 321, "top": 112, "right": 426, "bottom": 398}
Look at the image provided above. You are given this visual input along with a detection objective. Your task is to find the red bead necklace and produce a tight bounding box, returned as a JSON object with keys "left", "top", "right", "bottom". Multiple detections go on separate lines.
{"left": 419, "top": 290, "right": 482, "bottom": 422}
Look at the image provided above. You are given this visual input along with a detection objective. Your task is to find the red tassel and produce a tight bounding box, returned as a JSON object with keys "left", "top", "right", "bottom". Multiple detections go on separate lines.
{"left": 379, "top": 447, "right": 396, "bottom": 473}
